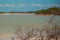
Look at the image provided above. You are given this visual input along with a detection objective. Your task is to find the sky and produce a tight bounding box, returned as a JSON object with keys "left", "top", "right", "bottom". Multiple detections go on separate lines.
{"left": 0, "top": 0, "right": 60, "bottom": 12}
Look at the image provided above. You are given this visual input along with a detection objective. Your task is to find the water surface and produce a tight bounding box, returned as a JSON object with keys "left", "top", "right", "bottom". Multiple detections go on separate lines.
{"left": 0, "top": 14, "right": 60, "bottom": 34}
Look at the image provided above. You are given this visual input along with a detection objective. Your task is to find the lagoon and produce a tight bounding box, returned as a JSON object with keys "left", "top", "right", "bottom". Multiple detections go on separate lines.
{"left": 0, "top": 13, "right": 60, "bottom": 34}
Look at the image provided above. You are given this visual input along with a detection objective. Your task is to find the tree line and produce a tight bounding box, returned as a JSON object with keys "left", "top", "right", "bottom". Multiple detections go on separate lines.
{"left": 36, "top": 7, "right": 60, "bottom": 15}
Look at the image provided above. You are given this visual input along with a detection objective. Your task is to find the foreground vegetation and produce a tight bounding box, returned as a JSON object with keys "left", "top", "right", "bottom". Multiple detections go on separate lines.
{"left": 12, "top": 25, "right": 60, "bottom": 40}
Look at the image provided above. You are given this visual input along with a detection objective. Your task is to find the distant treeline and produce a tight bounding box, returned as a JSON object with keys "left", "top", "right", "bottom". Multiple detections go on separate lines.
{"left": 36, "top": 7, "right": 60, "bottom": 15}
{"left": 0, "top": 7, "right": 60, "bottom": 15}
{"left": 0, "top": 11, "right": 36, "bottom": 14}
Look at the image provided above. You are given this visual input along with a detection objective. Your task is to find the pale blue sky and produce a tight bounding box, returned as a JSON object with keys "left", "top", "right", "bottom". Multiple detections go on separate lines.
{"left": 0, "top": 0, "right": 60, "bottom": 12}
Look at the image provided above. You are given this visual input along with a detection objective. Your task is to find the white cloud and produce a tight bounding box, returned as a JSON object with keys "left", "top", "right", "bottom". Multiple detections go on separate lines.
{"left": 48, "top": 4, "right": 60, "bottom": 7}
{"left": 0, "top": 4, "right": 4, "bottom": 6}
{"left": 0, "top": 4, "right": 43, "bottom": 7}
{"left": 5, "top": 4, "right": 15, "bottom": 7}
{"left": 32, "top": 4, "right": 43, "bottom": 7}
{"left": 0, "top": 4, "right": 15, "bottom": 7}
{"left": 19, "top": 4, "right": 27, "bottom": 7}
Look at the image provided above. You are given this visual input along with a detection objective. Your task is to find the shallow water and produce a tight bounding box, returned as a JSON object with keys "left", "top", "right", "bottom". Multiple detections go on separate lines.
{"left": 0, "top": 14, "right": 60, "bottom": 34}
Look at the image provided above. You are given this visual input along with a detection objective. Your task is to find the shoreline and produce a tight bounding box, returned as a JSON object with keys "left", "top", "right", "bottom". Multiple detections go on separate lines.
{"left": 0, "top": 13, "right": 60, "bottom": 16}
{"left": 36, "top": 14, "right": 60, "bottom": 16}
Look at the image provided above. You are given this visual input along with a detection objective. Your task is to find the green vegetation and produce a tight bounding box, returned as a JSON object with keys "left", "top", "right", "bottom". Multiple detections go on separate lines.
{"left": 36, "top": 7, "right": 60, "bottom": 15}
{"left": 0, "top": 12, "right": 6, "bottom": 14}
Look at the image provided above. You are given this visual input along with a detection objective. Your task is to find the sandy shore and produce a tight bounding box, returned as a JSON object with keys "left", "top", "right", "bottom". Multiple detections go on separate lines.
{"left": 0, "top": 13, "right": 60, "bottom": 16}
{"left": 0, "top": 13, "right": 35, "bottom": 15}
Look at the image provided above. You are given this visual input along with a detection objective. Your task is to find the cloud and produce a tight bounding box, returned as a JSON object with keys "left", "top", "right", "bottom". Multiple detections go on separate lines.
{"left": 0, "top": 4, "right": 4, "bottom": 6}
{"left": 19, "top": 4, "right": 27, "bottom": 7}
{"left": 0, "top": 4, "right": 43, "bottom": 7}
{"left": 5, "top": 4, "right": 15, "bottom": 7}
{"left": 0, "top": 4, "right": 15, "bottom": 7}
{"left": 48, "top": 4, "right": 60, "bottom": 7}
{"left": 32, "top": 4, "right": 43, "bottom": 7}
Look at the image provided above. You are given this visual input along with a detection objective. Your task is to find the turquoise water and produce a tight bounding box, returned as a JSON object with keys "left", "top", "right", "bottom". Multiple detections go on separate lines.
{"left": 0, "top": 15, "right": 60, "bottom": 34}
